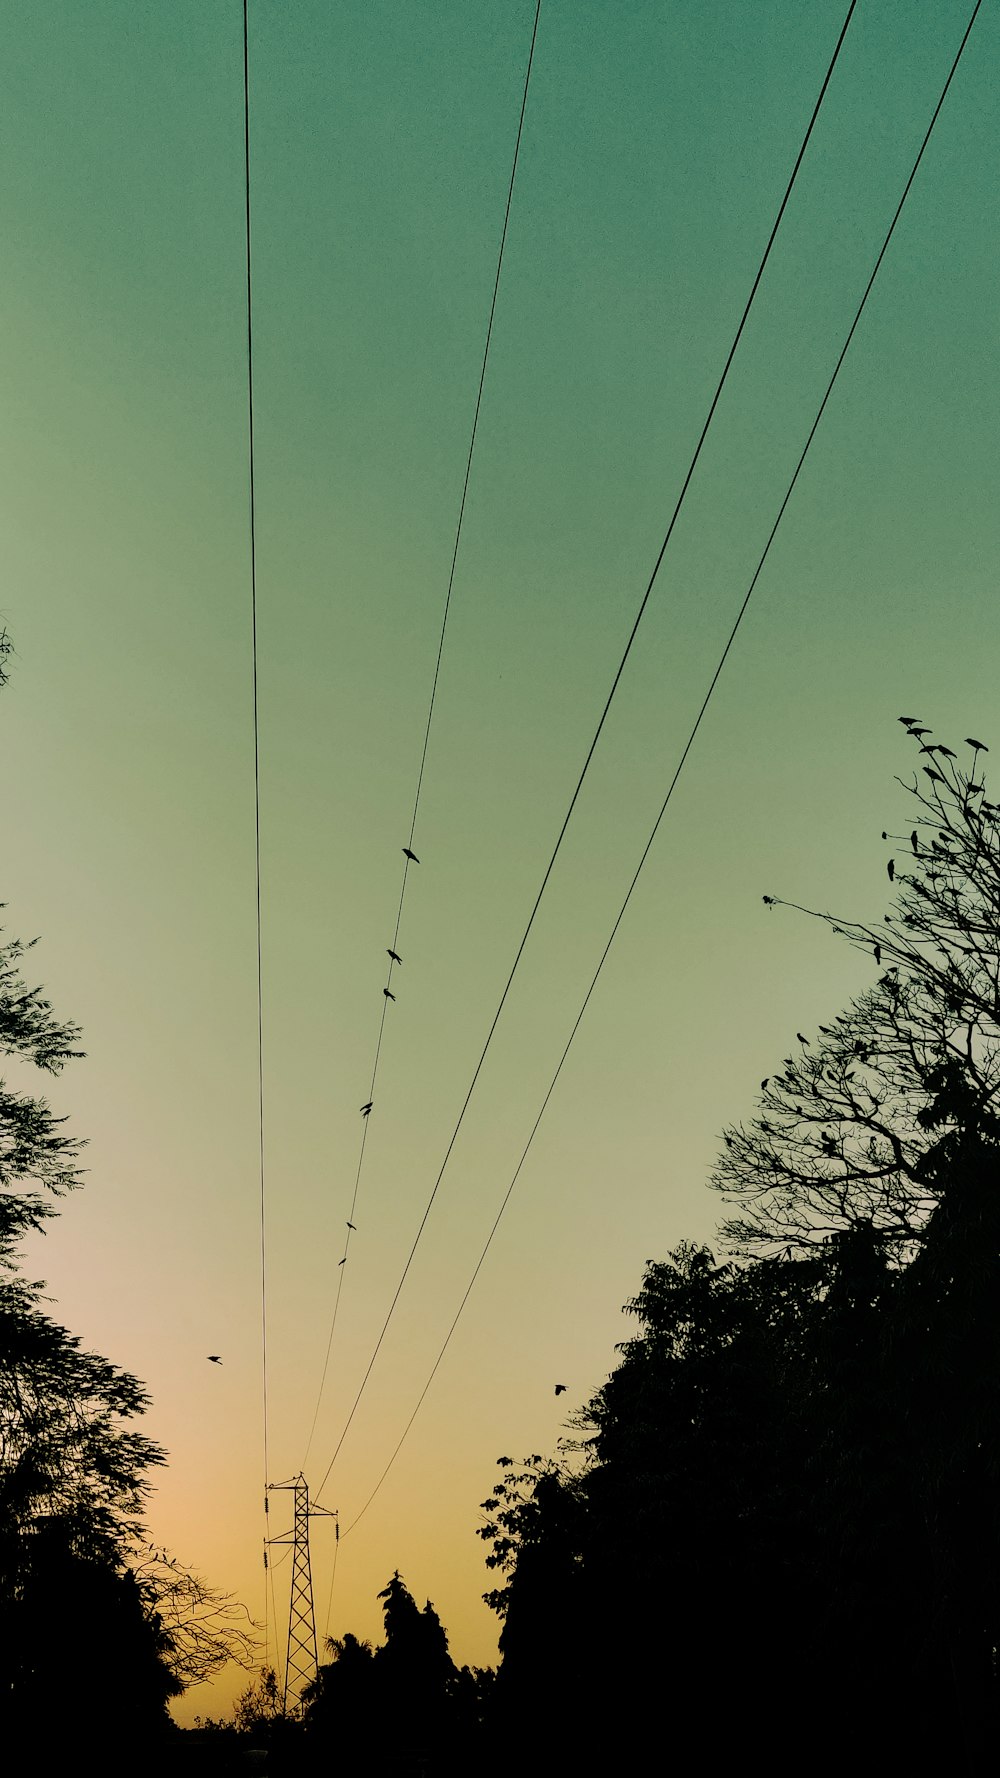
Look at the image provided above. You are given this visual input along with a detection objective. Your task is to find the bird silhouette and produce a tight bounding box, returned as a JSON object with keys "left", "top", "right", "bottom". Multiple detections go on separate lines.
{"left": 910, "top": 727, "right": 931, "bottom": 738}
{"left": 403, "top": 847, "right": 420, "bottom": 863}
{"left": 796, "top": 1033, "right": 809, "bottom": 1045}
{"left": 898, "top": 716, "right": 919, "bottom": 726}
{"left": 910, "top": 831, "right": 919, "bottom": 854}
{"left": 554, "top": 1384, "right": 567, "bottom": 1396}
{"left": 761, "top": 1078, "right": 769, "bottom": 1091}
{"left": 360, "top": 1102, "right": 373, "bottom": 1116}
{"left": 966, "top": 738, "right": 988, "bottom": 752}
{"left": 347, "top": 1221, "right": 357, "bottom": 1231}
{"left": 887, "top": 859, "right": 895, "bottom": 882}
{"left": 383, "top": 988, "right": 396, "bottom": 1002}
{"left": 338, "top": 1258, "right": 346, "bottom": 1267}
{"left": 387, "top": 949, "right": 402, "bottom": 964}
{"left": 873, "top": 944, "right": 881, "bottom": 966}
{"left": 207, "top": 1356, "right": 222, "bottom": 1365}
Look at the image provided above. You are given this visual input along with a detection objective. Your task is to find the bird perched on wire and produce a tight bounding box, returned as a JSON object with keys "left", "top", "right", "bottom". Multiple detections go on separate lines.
{"left": 387, "top": 949, "right": 402, "bottom": 965}
{"left": 347, "top": 1221, "right": 357, "bottom": 1231}
{"left": 361, "top": 1101, "right": 373, "bottom": 1116}
{"left": 384, "top": 988, "right": 396, "bottom": 1002}
{"left": 207, "top": 1356, "right": 222, "bottom": 1365}
{"left": 403, "top": 847, "right": 420, "bottom": 863}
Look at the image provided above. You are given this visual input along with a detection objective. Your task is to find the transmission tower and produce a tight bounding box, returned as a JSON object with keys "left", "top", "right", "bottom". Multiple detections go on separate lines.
{"left": 268, "top": 1474, "right": 337, "bottom": 1714}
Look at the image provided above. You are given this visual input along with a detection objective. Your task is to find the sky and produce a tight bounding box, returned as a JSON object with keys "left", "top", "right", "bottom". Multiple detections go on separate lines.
{"left": 2, "top": 0, "right": 998, "bottom": 1725}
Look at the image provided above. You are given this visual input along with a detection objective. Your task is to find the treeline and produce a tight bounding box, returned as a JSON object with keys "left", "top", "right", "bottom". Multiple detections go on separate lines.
{"left": 7, "top": 645, "right": 1000, "bottom": 1776}
{"left": 483, "top": 724, "right": 1000, "bottom": 1776}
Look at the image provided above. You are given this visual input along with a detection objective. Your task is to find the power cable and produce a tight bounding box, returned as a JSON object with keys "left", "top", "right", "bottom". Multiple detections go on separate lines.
{"left": 312, "top": 0, "right": 859, "bottom": 1504}
{"left": 242, "top": 0, "right": 271, "bottom": 1650}
{"left": 338, "top": 0, "right": 985, "bottom": 1535}
{"left": 322, "top": 1523, "right": 340, "bottom": 1644}
{"left": 302, "top": 0, "right": 544, "bottom": 1467}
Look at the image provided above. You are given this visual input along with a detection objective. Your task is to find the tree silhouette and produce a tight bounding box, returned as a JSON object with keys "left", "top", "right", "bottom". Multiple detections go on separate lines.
{"left": 480, "top": 729, "right": 1000, "bottom": 1775}
{"left": 0, "top": 640, "right": 245, "bottom": 1757}
{"left": 303, "top": 1572, "right": 492, "bottom": 1775}
{"left": 714, "top": 726, "right": 1000, "bottom": 1257}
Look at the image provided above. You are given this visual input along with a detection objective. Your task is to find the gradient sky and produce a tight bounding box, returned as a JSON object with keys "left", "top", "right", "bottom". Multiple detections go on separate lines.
{"left": 2, "top": 0, "right": 998, "bottom": 1724}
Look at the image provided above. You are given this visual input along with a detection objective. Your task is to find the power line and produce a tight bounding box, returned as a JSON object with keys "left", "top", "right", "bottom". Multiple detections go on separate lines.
{"left": 337, "top": 0, "right": 985, "bottom": 1535}
{"left": 312, "top": 0, "right": 858, "bottom": 1504}
{"left": 322, "top": 1520, "right": 340, "bottom": 1644}
{"left": 242, "top": 0, "right": 271, "bottom": 1657}
{"left": 302, "top": 0, "right": 544, "bottom": 1468}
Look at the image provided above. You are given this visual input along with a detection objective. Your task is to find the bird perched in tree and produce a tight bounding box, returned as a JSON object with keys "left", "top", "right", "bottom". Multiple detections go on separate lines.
{"left": 887, "top": 859, "right": 895, "bottom": 882}
{"left": 796, "top": 1033, "right": 809, "bottom": 1045}
{"left": 554, "top": 1384, "right": 567, "bottom": 1396}
{"left": 898, "top": 716, "right": 919, "bottom": 726}
{"left": 966, "top": 738, "right": 988, "bottom": 752}
{"left": 761, "top": 1079, "right": 769, "bottom": 1091}
{"left": 361, "top": 1102, "right": 373, "bottom": 1116}
{"left": 384, "top": 988, "right": 396, "bottom": 1001}
{"left": 403, "top": 847, "right": 420, "bottom": 863}
{"left": 387, "top": 949, "right": 402, "bottom": 964}
{"left": 207, "top": 1356, "right": 222, "bottom": 1365}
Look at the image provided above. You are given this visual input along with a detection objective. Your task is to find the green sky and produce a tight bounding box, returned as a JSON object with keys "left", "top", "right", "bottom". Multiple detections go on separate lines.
{"left": 2, "top": 0, "right": 997, "bottom": 1721}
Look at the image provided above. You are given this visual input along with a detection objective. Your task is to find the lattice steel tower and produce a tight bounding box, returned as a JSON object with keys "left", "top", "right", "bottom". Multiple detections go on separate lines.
{"left": 268, "top": 1474, "right": 337, "bottom": 1714}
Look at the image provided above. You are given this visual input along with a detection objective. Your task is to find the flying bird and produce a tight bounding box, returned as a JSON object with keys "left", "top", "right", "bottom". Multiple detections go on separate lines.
{"left": 360, "top": 1102, "right": 373, "bottom": 1116}
{"left": 402, "top": 847, "right": 420, "bottom": 863}
{"left": 383, "top": 987, "right": 396, "bottom": 1002}
{"left": 554, "top": 1384, "right": 567, "bottom": 1396}
{"left": 387, "top": 949, "right": 402, "bottom": 964}
{"left": 207, "top": 1356, "right": 222, "bottom": 1365}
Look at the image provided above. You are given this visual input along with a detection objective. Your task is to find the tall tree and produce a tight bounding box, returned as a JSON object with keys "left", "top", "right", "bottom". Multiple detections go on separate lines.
{"left": 303, "top": 1572, "right": 490, "bottom": 1775}
{"left": 479, "top": 726, "right": 1000, "bottom": 1775}
{"left": 0, "top": 637, "right": 243, "bottom": 1756}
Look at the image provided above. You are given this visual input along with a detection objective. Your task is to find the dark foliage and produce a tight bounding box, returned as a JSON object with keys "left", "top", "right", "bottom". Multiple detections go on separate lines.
{"left": 302, "top": 1571, "right": 494, "bottom": 1775}
{"left": 480, "top": 728, "right": 1000, "bottom": 1777}
{"left": 0, "top": 647, "right": 249, "bottom": 1758}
